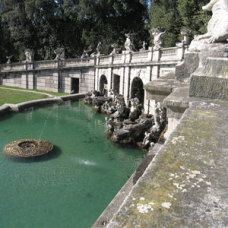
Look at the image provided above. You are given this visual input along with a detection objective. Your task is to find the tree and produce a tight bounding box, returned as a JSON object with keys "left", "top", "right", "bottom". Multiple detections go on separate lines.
{"left": 0, "top": 0, "right": 149, "bottom": 61}
{"left": 177, "top": 0, "right": 210, "bottom": 37}
{"left": 150, "top": 0, "right": 181, "bottom": 47}
{"left": 78, "top": 0, "right": 149, "bottom": 54}
{"left": 150, "top": 0, "right": 211, "bottom": 47}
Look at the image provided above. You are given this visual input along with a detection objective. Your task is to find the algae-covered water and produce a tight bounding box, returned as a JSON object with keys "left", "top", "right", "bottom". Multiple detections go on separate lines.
{"left": 0, "top": 102, "right": 145, "bottom": 228}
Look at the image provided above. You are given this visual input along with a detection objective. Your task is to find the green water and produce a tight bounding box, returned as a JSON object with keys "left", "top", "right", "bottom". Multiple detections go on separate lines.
{"left": 0, "top": 102, "right": 145, "bottom": 228}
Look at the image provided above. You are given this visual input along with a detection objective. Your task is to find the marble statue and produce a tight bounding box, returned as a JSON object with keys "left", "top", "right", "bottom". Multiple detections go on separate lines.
{"left": 151, "top": 28, "right": 166, "bottom": 50}
{"left": 110, "top": 43, "right": 118, "bottom": 55}
{"left": 6, "top": 56, "right": 12, "bottom": 64}
{"left": 96, "top": 42, "right": 102, "bottom": 56}
{"left": 139, "top": 41, "right": 147, "bottom": 51}
{"left": 195, "top": 0, "right": 228, "bottom": 43}
{"left": 54, "top": 48, "right": 65, "bottom": 60}
{"left": 124, "top": 33, "right": 134, "bottom": 52}
{"left": 25, "top": 49, "right": 34, "bottom": 62}
{"left": 181, "top": 29, "right": 191, "bottom": 45}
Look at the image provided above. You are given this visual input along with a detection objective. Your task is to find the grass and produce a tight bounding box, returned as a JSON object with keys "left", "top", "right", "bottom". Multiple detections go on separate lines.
{"left": 0, "top": 85, "right": 68, "bottom": 96}
{"left": 0, "top": 88, "right": 49, "bottom": 106}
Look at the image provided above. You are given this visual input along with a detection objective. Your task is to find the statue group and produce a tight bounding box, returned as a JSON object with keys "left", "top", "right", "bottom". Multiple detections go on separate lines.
{"left": 84, "top": 91, "right": 167, "bottom": 149}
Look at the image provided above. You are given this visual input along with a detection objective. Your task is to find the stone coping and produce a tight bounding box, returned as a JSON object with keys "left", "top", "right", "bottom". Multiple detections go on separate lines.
{"left": 105, "top": 100, "right": 228, "bottom": 227}
{"left": 0, "top": 93, "right": 86, "bottom": 113}
{"left": 144, "top": 74, "right": 189, "bottom": 103}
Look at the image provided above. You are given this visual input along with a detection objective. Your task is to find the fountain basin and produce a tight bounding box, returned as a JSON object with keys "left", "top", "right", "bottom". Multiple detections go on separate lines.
{"left": 4, "top": 139, "right": 53, "bottom": 157}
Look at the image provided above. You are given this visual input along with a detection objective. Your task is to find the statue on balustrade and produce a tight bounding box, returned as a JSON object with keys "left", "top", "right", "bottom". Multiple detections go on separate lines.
{"left": 150, "top": 28, "right": 166, "bottom": 50}
{"left": 24, "top": 49, "right": 34, "bottom": 62}
{"left": 54, "top": 48, "right": 65, "bottom": 60}
{"left": 195, "top": 0, "right": 228, "bottom": 43}
{"left": 124, "top": 33, "right": 134, "bottom": 52}
{"left": 6, "top": 56, "right": 13, "bottom": 64}
{"left": 139, "top": 41, "right": 147, "bottom": 52}
{"left": 110, "top": 43, "right": 118, "bottom": 55}
{"left": 181, "top": 29, "right": 191, "bottom": 45}
{"left": 96, "top": 42, "right": 102, "bottom": 56}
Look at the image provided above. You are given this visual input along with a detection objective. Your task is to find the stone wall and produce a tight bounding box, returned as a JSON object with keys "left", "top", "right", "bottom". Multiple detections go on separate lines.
{"left": 0, "top": 46, "right": 185, "bottom": 112}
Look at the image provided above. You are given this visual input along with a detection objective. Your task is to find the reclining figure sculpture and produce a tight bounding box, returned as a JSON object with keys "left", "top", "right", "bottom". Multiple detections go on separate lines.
{"left": 196, "top": 0, "right": 228, "bottom": 43}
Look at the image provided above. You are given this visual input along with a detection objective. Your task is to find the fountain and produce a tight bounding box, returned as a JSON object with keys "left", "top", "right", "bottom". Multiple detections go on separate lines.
{"left": 4, "top": 139, "right": 53, "bottom": 157}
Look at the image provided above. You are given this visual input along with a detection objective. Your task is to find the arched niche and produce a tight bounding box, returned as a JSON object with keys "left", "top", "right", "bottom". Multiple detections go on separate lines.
{"left": 99, "top": 75, "right": 108, "bottom": 95}
{"left": 131, "top": 77, "right": 144, "bottom": 104}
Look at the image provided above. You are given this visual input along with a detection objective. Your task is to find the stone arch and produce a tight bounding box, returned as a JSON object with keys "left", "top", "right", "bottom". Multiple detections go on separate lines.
{"left": 99, "top": 75, "right": 108, "bottom": 95}
{"left": 131, "top": 77, "right": 144, "bottom": 104}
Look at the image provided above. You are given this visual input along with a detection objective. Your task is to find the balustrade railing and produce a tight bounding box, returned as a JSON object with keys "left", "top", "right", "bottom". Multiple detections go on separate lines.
{"left": 0, "top": 62, "right": 26, "bottom": 72}
{"left": 0, "top": 46, "right": 185, "bottom": 73}
{"left": 131, "top": 51, "right": 149, "bottom": 63}
{"left": 34, "top": 60, "right": 58, "bottom": 70}
{"left": 113, "top": 54, "right": 123, "bottom": 64}
{"left": 99, "top": 56, "right": 111, "bottom": 65}
{"left": 64, "top": 57, "right": 94, "bottom": 68}
{"left": 160, "top": 47, "right": 179, "bottom": 61}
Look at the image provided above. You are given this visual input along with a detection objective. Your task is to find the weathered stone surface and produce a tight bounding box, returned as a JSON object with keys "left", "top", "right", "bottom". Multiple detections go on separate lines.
{"left": 145, "top": 74, "right": 188, "bottom": 103}
{"left": 190, "top": 57, "right": 228, "bottom": 100}
{"left": 190, "top": 75, "right": 228, "bottom": 100}
{"left": 175, "top": 52, "right": 199, "bottom": 81}
{"left": 107, "top": 101, "right": 228, "bottom": 228}
{"left": 0, "top": 104, "right": 11, "bottom": 115}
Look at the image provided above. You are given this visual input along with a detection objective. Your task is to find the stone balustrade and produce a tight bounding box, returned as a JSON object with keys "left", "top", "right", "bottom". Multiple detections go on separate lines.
{"left": 33, "top": 60, "right": 58, "bottom": 70}
{"left": 0, "top": 45, "right": 185, "bottom": 73}
{"left": 0, "top": 62, "right": 26, "bottom": 72}
{"left": 131, "top": 50, "right": 149, "bottom": 63}
{"left": 64, "top": 58, "right": 95, "bottom": 68}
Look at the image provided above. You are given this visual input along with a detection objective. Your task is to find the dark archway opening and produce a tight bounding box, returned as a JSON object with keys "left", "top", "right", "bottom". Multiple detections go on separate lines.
{"left": 113, "top": 74, "right": 120, "bottom": 94}
{"left": 131, "top": 77, "right": 144, "bottom": 104}
{"left": 71, "top": 78, "right": 79, "bottom": 93}
{"left": 99, "top": 75, "right": 108, "bottom": 95}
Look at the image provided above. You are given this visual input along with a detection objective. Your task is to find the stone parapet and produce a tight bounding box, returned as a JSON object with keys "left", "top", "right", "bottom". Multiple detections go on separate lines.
{"left": 106, "top": 100, "right": 228, "bottom": 227}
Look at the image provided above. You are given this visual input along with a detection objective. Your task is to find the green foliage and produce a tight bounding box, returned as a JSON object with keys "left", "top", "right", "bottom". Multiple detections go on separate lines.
{"left": 177, "top": 0, "right": 211, "bottom": 36}
{"left": 150, "top": 0, "right": 181, "bottom": 47}
{"left": 150, "top": 0, "right": 211, "bottom": 47}
{"left": 78, "top": 0, "right": 149, "bottom": 54}
{"left": 0, "top": 0, "right": 149, "bottom": 62}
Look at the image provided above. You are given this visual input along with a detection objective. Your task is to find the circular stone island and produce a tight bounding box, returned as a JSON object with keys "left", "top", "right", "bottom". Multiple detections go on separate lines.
{"left": 3, "top": 139, "right": 54, "bottom": 158}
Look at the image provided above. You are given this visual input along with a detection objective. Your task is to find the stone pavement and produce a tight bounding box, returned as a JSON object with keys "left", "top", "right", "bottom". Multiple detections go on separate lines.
{"left": 107, "top": 100, "right": 228, "bottom": 227}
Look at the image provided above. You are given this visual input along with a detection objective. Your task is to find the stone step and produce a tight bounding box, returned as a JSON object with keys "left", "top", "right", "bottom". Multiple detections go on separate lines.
{"left": 190, "top": 57, "right": 228, "bottom": 100}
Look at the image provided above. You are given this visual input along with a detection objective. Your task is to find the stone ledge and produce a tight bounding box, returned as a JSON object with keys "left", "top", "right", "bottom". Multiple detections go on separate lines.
{"left": 190, "top": 75, "right": 228, "bottom": 100}
{"left": 144, "top": 74, "right": 188, "bottom": 103}
{"left": 106, "top": 100, "right": 228, "bottom": 227}
{"left": 0, "top": 94, "right": 86, "bottom": 112}
{"left": 0, "top": 104, "right": 11, "bottom": 115}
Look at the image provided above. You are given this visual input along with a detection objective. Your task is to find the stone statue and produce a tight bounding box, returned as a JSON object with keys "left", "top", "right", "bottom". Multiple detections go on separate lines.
{"left": 124, "top": 33, "right": 134, "bottom": 52}
{"left": 24, "top": 49, "right": 34, "bottom": 62}
{"left": 6, "top": 56, "right": 13, "bottom": 64}
{"left": 195, "top": 0, "right": 228, "bottom": 43}
{"left": 151, "top": 28, "right": 166, "bottom": 50}
{"left": 54, "top": 48, "right": 65, "bottom": 60}
{"left": 96, "top": 42, "right": 102, "bottom": 56}
{"left": 110, "top": 43, "right": 118, "bottom": 55}
{"left": 181, "top": 29, "right": 191, "bottom": 45}
{"left": 142, "top": 41, "right": 147, "bottom": 50}
{"left": 139, "top": 41, "right": 147, "bottom": 51}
